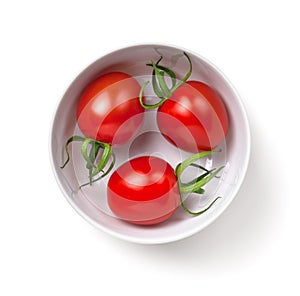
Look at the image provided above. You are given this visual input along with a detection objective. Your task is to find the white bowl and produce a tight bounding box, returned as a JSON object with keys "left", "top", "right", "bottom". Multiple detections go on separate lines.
{"left": 50, "top": 44, "right": 250, "bottom": 244}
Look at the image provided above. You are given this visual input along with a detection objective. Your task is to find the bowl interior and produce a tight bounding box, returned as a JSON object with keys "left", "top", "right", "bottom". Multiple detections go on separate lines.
{"left": 50, "top": 44, "right": 250, "bottom": 244}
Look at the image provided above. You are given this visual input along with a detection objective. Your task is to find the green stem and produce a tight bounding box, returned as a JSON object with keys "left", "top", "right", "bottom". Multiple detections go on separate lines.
{"left": 139, "top": 81, "right": 169, "bottom": 109}
{"left": 180, "top": 168, "right": 215, "bottom": 188}
{"left": 86, "top": 141, "right": 101, "bottom": 169}
{"left": 80, "top": 151, "right": 116, "bottom": 188}
{"left": 140, "top": 52, "right": 193, "bottom": 109}
{"left": 153, "top": 63, "right": 172, "bottom": 98}
{"left": 91, "top": 143, "right": 112, "bottom": 177}
{"left": 61, "top": 136, "right": 115, "bottom": 187}
{"left": 147, "top": 57, "right": 164, "bottom": 99}
{"left": 60, "top": 135, "right": 86, "bottom": 168}
{"left": 81, "top": 138, "right": 97, "bottom": 169}
{"left": 175, "top": 150, "right": 224, "bottom": 216}
{"left": 169, "top": 52, "right": 192, "bottom": 93}
{"left": 147, "top": 63, "right": 177, "bottom": 90}
{"left": 179, "top": 166, "right": 224, "bottom": 194}
{"left": 180, "top": 196, "right": 222, "bottom": 216}
{"left": 175, "top": 150, "right": 221, "bottom": 178}
{"left": 145, "top": 56, "right": 177, "bottom": 99}
{"left": 189, "top": 163, "right": 211, "bottom": 172}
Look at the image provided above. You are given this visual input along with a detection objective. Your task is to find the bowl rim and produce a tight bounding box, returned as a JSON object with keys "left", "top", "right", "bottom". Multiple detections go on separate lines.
{"left": 49, "top": 42, "right": 251, "bottom": 244}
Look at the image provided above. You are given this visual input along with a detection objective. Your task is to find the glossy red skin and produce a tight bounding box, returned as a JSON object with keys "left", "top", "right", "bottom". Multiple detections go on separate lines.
{"left": 157, "top": 81, "right": 229, "bottom": 152}
{"left": 107, "top": 156, "right": 180, "bottom": 225}
{"left": 77, "top": 72, "right": 145, "bottom": 145}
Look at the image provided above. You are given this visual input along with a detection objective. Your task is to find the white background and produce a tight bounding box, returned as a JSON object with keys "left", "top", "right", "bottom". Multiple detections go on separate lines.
{"left": 1, "top": 0, "right": 299, "bottom": 295}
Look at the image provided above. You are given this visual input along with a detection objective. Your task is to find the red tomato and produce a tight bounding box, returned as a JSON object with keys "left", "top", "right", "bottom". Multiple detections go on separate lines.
{"left": 157, "top": 81, "right": 229, "bottom": 152}
{"left": 107, "top": 156, "right": 180, "bottom": 225}
{"left": 77, "top": 72, "right": 145, "bottom": 145}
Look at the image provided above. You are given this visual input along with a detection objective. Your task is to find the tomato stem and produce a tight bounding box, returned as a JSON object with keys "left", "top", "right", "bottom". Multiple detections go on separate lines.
{"left": 146, "top": 56, "right": 177, "bottom": 99}
{"left": 60, "top": 135, "right": 86, "bottom": 169}
{"left": 79, "top": 151, "right": 116, "bottom": 188}
{"left": 175, "top": 150, "right": 224, "bottom": 216}
{"left": 86, "top": 141, "right": 101, "bottom": 169}
{"left": 61, "top": 136, "right": 115, "bottom": 187}
{"left": 169, "top": 52, "right": 192, "bottom": 93}
{"left": 180, "top": 196, "right": 222, "bottom": 216}
{"left": 139, "top": 81, "right": 169, "bottom": 109}
{"left": 153, "top": 64, "right": 172, "bottom": 98}
{"left": 139, "top": 52, "right": 193, "bottom": 109}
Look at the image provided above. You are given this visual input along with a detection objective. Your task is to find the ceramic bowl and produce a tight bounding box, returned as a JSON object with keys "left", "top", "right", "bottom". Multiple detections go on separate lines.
{"left": 50, "top": 44, "right": 250, "bottom": 244}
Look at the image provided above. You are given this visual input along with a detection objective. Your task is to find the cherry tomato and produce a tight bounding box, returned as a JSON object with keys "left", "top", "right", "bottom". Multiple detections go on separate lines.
{"left": 107, "top": 156, "right": 180, "bottom": 225}
{"left": 77, "top": 72, "right": 145, "bottom": 145}
{"left": 156, "top": 81, "right": 229, "bottom": 153}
